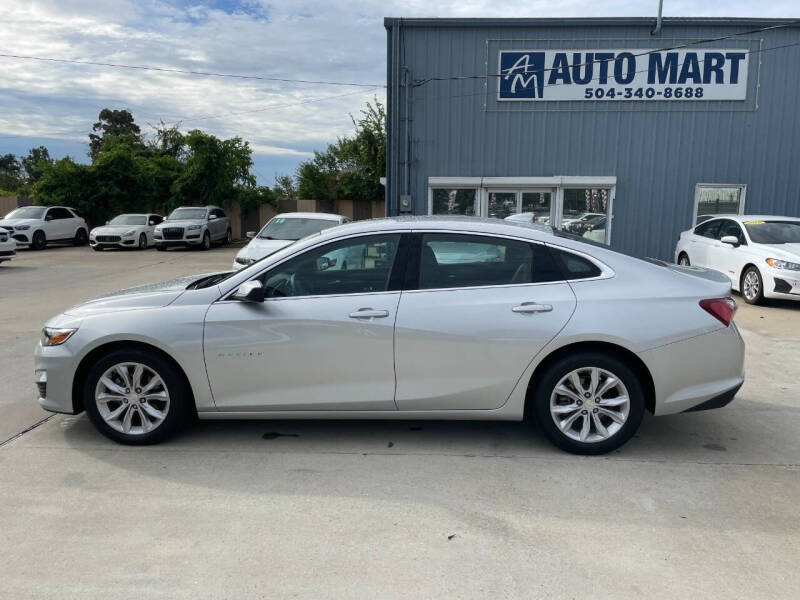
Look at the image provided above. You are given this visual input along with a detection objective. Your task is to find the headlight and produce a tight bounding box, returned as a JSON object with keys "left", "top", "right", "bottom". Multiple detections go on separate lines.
{"left": 122, "top": 230, "right": 136, "bottom": 237}
{"left": 187, "top": 225, "right": 202, "bottom": 231}
{"left": 766, "top": 258, "right": 800, "bottom": 271}
{"left": 15, "top": 225, "right": 30, "bottom": 231}
{"left": 41, "top": 327, "right": 78, "bottom": 346}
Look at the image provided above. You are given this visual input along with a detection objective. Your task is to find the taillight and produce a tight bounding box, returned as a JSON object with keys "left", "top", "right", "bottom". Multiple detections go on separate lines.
{"left": 699, "top": 297, "right": 737, "bottom": 326}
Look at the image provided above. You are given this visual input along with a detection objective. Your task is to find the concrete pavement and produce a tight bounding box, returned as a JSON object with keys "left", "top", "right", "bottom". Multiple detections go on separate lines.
{"left": 0, "top": 245, "right": 798, "bottom": 599}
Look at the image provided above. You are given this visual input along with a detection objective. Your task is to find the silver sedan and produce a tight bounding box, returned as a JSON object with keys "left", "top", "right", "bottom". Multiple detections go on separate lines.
{"left": 34, "top": 217, "right": 745, "bottom": 454}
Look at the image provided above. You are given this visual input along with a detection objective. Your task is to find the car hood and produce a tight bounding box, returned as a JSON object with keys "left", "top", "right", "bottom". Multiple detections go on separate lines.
{"left": 0, "top": 218, "right": 40, "bottom": 228}
{"left": 157, "top": 219, "right": 206, "bottom": 228}
{"left": 91, "top": 225, "right": 141, "bottom": 234}
{"left": 758, "top": 243, "right": 800, "bottom": 261}
{"left": 62, "top": 273, "right": 218, "bottom": 316}
{"left": 238, "top": 237, "right": 294, "bottom": 260}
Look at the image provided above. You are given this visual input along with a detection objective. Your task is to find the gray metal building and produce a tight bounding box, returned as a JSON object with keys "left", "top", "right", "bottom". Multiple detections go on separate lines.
{"left": 384, "top": 17, "right": 800, "bottom": 260}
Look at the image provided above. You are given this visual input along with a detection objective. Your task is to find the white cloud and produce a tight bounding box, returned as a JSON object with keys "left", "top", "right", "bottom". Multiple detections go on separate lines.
{"left": 0, "top": 0, "right": 798, "bottom": 178}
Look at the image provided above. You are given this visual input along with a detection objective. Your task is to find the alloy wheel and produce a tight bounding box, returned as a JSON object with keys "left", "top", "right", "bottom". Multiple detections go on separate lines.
{"left": 94, "top": 362, "right": 170, "bottom": 435}
{"left": 549, "top": 367, "right": 630, "bottom": 443}
{"left": 743, "top": 271, "right": 760, "bottom": 301}
{"left": 139, "top": 234, "right": 147, "bottom": 249}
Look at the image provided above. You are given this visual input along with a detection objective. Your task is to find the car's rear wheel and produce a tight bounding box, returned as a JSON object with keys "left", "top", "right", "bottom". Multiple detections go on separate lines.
{"left": 532, "top": 353, "right": 645, "bottom": 455}
{"left": 73, "top": 228, "right": 88, "bottom": 246}
{"left": 200, "top": 231, "right": 211, "bottom": 250}
{"left": 31, "top": 230, "right": 46, "bottom": 250}
{"left": 678, "top": 253, "right": 690, "bottom": 266}
{"left": 82, "top": 349, "right": 190, "bottom": 445}
{"left": 138, "top": 233, "right": 147, "bottom": 249}
{"left": 741, "top": 267, "right": 764, "bottom": 305}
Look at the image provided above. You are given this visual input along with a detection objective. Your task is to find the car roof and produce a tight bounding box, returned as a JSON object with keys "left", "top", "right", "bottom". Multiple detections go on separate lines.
{"left": 271, "top": 212, "right": 346, "bottom": 221}
{"left": 699, "top": 215, "right": 800, "bottom": 224}
{"left": 311, "top": 215, "right": 555, "bottom": 242}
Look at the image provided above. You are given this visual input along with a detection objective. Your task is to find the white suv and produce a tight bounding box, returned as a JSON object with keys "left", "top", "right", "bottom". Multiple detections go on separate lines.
{"left": 153, "top": 206, "right": 232, "bottom": 251}
{"left": 0, "top": 206, "right": 89, "bottom": 250}
{"left": 0, "top": 228, "right": 16, "bottom": 264}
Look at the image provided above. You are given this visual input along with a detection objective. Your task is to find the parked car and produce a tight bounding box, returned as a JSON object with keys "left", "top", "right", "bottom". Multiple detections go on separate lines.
{"left": 675, "top": 215, "right": 800, "bottom": 305}
{"left": 561, "top": 212, "right": 605, "bottom": 234}
{"left": 0, "top": 206, "right": 88, "bottom": 250}
{"left": 232, "top": 212, "right": 349, "bottom": 270}
{"left": 153, "top": 206, "right": 231, "bottom": 251}
{"left": 504, "top": 212, "right": 551, "bottom": 225}
{"left": 0, "top": 228, "right": 16, "bottom": 264}
{"left": 35, "top": 217, "right": 744, "bottom": 455}
{"left": 582, "top": 216, "right": 607, "bottom": 243}
{"left": 90, "top": 213, "right": 163, "bottom": 251}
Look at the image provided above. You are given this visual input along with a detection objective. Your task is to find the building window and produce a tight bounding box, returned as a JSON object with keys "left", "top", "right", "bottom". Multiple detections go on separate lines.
{"left": 560, "top": 188, "right": 612, "bottom": 244}
{"left": 694, "top": 184, "right": 746, "bottom": 224}
{"left": 431, "top": 188, "right": 477, "bottom": 216}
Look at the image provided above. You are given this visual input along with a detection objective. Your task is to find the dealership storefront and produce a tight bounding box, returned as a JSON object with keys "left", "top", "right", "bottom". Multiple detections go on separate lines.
{"left": 384, "top": 17, "right": 800, "bottom": 259}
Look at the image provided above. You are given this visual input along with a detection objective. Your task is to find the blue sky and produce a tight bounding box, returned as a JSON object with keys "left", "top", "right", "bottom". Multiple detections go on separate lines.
{"left": 1, "top": 1, "right": 798, "bottom": 185}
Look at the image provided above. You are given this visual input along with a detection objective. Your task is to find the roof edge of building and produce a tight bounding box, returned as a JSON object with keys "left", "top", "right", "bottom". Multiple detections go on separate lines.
{"left": 383, "top": 16, "right": 800, "bottom": 29}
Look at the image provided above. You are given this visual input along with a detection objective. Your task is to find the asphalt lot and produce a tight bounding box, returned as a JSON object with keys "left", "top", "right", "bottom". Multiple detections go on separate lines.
{"left": 1, "top": 245, "right": 799, "bottom": 599}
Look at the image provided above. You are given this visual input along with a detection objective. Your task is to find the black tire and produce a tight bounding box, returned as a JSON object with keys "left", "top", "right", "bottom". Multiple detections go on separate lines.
{"left": 156, "top": 244, "right": 167, "bottom": 252}
{"left": 138, "top": 233, "right": 147, "bottom": 250}
{"left": 741, "top": 266, "right": 764, "bottom": 305}
{"left": 31, "top": 230, "right": 47, "bottom": 250}
{"left": 73, "top": 228, "right": 88, "bottom": 246}
{"left": 224, "top": 229, "right": 232, "bottom": 245}
{"left": 532, "top": 352, "right": 645, "bottom": 455}
{"left": 200, "top": 231, "right": 211, "bottom": 250}
{"left": 92, "top": 245, "right": 103, "bottom": 252}
{"left": 82, "top": 348, "right": 190, "bottom": 445}
{"left": 677, "top": 252, "right": 690, "bottom": 266}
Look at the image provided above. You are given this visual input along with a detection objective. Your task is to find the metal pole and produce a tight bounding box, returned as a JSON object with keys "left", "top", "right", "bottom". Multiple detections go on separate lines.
{"left": 651, "top": 0, "right": 663, "bottom": 35}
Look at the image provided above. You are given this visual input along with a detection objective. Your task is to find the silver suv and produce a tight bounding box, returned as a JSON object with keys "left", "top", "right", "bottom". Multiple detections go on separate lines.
{"left": 153, "top": 206, "right": 231, "bottom": 251}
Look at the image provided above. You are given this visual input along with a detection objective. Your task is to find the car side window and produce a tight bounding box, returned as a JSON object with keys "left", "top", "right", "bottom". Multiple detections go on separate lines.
{"left": 718, "top": 220, "right": 746, "bottom": 245}
{"left": 549, "top": 248, "right": 603, "bottom": 280}
{"left": 49, "top": 207, "right": 71, "bottom": 220}
{"left": 695, "top": 220, "right": 722, "bottom": 239}
{"left": 216, "top": 209, "right": 226, "bottom": 219}
{"left": 418, "top": 233, "right": 559, "bottom": 289}
{"left": 260, "top": 234, "right": 401, "bottom": 298}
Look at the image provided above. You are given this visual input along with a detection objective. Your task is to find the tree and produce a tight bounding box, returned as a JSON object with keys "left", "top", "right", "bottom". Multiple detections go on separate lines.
{"left": 33, "top": 158, "right": 96, "bottom": 220}
{"left": 170, "top": 130, "right": 255, "bottom": 209}
{"left": 89, "top": 108, "right": 142, "bottom": 161}
{"left": 20, "top": 146, "right": 53, "bottom": 184}
{"left": 0, "top": 153, "right": 22, "bottom": 192}
{"left": 273, "top": 174, "right": 297, "bottom": 202}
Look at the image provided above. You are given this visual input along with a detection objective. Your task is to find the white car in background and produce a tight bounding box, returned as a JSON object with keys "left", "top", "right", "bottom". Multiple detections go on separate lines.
{"left": 0, "top": 206, "right": 89, "bottom": 250}
{"left": 505, "top": 212, "right": 551, "bottom": 225}
{"left": 0, "top": 228, "right": 16, "bottom": 265}
{"left": 232, "top": 212, "right": 349, "bottom": 270}
{"left": 90, "top": 213, "right": 164, "bottom": 251}
{"left": 675, "top": 215, "right": 800, "bottom": 304}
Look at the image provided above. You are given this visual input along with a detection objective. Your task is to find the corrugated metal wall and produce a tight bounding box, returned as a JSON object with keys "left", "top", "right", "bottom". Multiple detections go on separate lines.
{"left": 385, "top": 18, "right": 800, "bottom": 260}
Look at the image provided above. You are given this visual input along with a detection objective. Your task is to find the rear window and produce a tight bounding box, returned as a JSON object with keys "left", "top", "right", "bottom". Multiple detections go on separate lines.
{"left": 550, "top": 248, "right": 602, "bottom": 280}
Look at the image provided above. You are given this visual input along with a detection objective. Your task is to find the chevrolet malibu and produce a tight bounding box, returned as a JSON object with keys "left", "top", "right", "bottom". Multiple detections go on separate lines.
{"left": 35, "top": 217, "right": 745, "bottom": 454}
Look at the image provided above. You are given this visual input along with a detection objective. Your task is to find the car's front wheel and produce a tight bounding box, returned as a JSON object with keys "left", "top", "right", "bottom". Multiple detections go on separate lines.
{"left": 31, "top": 230, "right": 46, "bottom": 250}
{"left": 741, "top": 266, "right": 764, "bottom": 305}
{"left": 532, "top": 353, "right": 645, "bottom": 455}
{"left": 138, "top": 233, "right": 147, "bottom": 250}
{"left": 82, "top": 348, "right": 190, "bottom": 445}
{"left": 200, "top": 231, "right": 211, "bottom": 250}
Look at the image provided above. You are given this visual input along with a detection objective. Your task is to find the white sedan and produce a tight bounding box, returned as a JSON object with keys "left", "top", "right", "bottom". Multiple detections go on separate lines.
{"left": 90, "top": 213, "right": 163, "bottom": 251}
{"left": 675, "top": 215, "right": 800, "bottom": 304}
{"left": 0, "top": 228, "right": 16, "bottom": 264}
{"left": 35, "top": 217, "right": 744, "bottom": 455}
{"left": 232, "top": 212, "right": 348, "bottom": 269}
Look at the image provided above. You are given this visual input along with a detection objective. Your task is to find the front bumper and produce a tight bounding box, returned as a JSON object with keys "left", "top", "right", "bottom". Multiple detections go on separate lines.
{"left": 640, "top": 323, "right": 745, "bottom": 416}
{"left": 90, "top": 237, "right": 138, "bottom": 248}
{"left": 762, "top": 269, "right": 800, "bottom": 300}
{"left": 154, "top": 235, "right": 204, "bottom": 246}
{"left": 34, "top": 341, "right": 81, "bottom": 414}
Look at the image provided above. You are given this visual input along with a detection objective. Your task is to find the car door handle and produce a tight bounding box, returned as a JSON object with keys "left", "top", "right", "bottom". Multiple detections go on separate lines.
{"left": 348, "top": 308, "right": 390, "bottom": 319}
{"left": 512, "top": 302, "right": 553, "bottom": 314}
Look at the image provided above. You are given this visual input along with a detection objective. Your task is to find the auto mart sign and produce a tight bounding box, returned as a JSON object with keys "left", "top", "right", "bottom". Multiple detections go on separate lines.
{"left": 498, "top": 49, "right": 749, "bottom": 101}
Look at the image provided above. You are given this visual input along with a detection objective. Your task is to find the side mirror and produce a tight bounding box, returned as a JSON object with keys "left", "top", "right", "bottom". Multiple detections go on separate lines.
{"left": 246, "top": 231, "right": 256, "bottom": 239}
{"left": 208, "top": 214, "right": 217, "bottom": 221}
{"left": 232, "top": 280, "right": 265, "bottom": 303}
{"left": 45, "top": 214, "right": 54, "bottom": 221}
{"left": 105, "top": 221, "right": 110, "bottom": 225}
{"left": 720, "top": 235, "right": 740, "bottom": 247}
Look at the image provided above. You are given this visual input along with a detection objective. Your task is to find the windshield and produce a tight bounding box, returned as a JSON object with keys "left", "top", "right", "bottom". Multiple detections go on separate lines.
{"left": 109, "top": 215, "right": 147, "bottom": 226}
{"left": 6, "top": 206, "right": 46, "bottom": 219}
{"left": 168, "top": 208, "right": 207, "bottom": 220}
{"left": 258, "top": 217, "right": 339, "bottom": 240}
{"left": 744, "top": 220, "right": 800, "bottom": 244}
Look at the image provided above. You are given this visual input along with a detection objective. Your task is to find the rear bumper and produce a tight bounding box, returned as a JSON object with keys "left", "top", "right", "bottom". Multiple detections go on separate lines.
{"left": 640, "top": 323, "right": 745, "bottom": 416}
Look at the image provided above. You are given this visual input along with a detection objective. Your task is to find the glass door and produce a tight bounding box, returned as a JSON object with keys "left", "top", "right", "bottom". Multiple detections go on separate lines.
{"left": 521, "top": 190, "right": 553, "bottom": 225}
{"left": 559, "top": 188, "right": 612, "bottom": 244}
{"left": 487, "top": 190, "right": 518, "bottom": 219}
{"left": 486, "top": 189, "right": 554, "bottom": 223}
